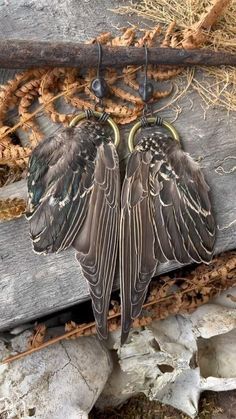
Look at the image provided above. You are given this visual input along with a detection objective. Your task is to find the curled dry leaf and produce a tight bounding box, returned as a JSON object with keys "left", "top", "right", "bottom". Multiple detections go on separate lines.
{"left": 111, "top": 28, "right": 136, "bottom": 47}
{"left": 135, "top": 27, "right": 161, "bottom": 47}
{"left": 65, "top": 321, "right": 97, "bottom": 338}
{"left": 161, "top": 21, "right": 177, "bottom": 47}
{"left": 28, "top": 324, "right": 47, "bottom": 349}
{"left": 147, "top": 66, "right": 183, "bottom": 81}
{"left": 0, "top": 198, "right": 26, "bottom": 221}
{"left": 0, "top": 144, "right": 30, "bottom": 167}
{"left": 110, "top": 86, "right": 143, "bottom": 104}
{"left": 87, "top": 32, "right": 112, "bottom": 45}
{"left": 65, "top": 321, "right": 87, "bottom": 339}
{"left": 153, "top": 87, "right": 173, "bottom": 100}
{"left": 123, "top": 66, "right": 140, "bottom": 90}
{"left": 104, "top": 68, "right": 118, "bottom": 85}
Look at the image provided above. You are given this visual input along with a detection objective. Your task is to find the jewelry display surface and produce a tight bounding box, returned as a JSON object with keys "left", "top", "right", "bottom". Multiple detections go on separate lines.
{"left": 0, "top": 0, "right": 235, "bottom": 333}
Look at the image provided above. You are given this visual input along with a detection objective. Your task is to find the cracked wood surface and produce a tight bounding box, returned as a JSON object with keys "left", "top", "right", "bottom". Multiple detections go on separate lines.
{"left": 0, "top": 0, "right": 236, "bottom": 331}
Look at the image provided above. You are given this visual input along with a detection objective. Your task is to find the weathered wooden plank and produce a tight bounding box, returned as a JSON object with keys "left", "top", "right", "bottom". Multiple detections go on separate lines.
{"left": 1, "top": 91, "right": 236, "bottom": 330}
{"left": 0, "top": 179, "right": 27, "bottom": 200}
{"left": 0, "top": 0, "right": 236, "bottom": 331}
{"left": 0, "top": 0, "right": 141, "bottom": 43}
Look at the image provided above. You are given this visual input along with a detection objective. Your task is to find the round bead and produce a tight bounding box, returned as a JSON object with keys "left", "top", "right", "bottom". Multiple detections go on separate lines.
{"left": 138, "top": 81, "right": 154, "bottom": 102}
{"left": 91, "top": 77, "right": 109, "bottom": 99}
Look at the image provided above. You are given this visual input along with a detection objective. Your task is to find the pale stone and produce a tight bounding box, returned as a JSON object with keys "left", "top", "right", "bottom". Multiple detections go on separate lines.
{"left": 0, "top": 334, "right": 112, "bottom": 419}
{"left": 98, "top": 288, "right": 236, "bottom": 418}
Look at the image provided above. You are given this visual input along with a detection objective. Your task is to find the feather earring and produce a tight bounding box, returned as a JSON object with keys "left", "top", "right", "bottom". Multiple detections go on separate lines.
{"left": 120, "top": 45, "right": 216, "bottom": 344}
{"left": 26, "top": 43, "right": 120, "bottom": 340}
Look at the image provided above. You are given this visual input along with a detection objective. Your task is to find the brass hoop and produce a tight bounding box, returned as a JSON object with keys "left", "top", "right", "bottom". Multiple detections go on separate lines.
{"left": 128, "top": 117, "right": 180, "bottom": 152}
{"left": 69, "top": 111, "right": 120, "bottom": 148}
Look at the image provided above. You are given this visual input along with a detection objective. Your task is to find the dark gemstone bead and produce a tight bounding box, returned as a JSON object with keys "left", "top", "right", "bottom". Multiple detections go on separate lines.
{"left": 138, "top": 80, "right": 154, "bottom": 102}
{"left": 91, "top": 77, "right": 109, "bottom": 99}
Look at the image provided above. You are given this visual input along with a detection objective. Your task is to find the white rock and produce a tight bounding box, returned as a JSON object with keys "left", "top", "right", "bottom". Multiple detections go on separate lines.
{"left": 199, "top": 328, "right": 236, "bottom": 382}
{"left": 95, "top": 350, "right": 136, "bottom": 410}
{"left": 212, "top": 286, "right": 236, "bottom": 309}
{"left": 190, "top": 304, "right": 236, "bottom": 338}
{"left": 0, "top": 334, "right": 112, "bottom": 419}
{"left": 98, "top": 287, "right": 236, "bottom": 418}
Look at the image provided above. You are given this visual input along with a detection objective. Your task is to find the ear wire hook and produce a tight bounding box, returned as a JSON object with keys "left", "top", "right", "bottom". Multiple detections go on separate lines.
{"left": 144, "top": 43, "right": 148, "bottom": 91}
{"left": 96, "top": 41, "right": 102, "bottom": 79}
{"left": 129, "top": 43, "right": 180, "bottom": 149}
{"left": 91, "top": 41, "right": 109, "bottom": 110}
{"left": 70, "top": 40, "right": 119, "bottom": 145}
{"left": 138, "top": 43, "right": 154, "bottom": 119}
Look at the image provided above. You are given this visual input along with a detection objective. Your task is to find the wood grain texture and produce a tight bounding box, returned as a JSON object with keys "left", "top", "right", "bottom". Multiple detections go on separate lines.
{"left": 0, "top": 0, "right": 236, "bottom": 331}
{"left": 0, "top": 0, "right": 135, "bottom": 42}
{"left": 1, "top": 40, "right": 236, "bottom": 69}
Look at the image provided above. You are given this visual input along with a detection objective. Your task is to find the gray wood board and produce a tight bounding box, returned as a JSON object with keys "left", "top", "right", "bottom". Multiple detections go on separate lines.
{"left": 0, "top": 0, "right": 236, "bottom": 331}
{"left": 1, "top": 94, "right": 236, "bottom": 331}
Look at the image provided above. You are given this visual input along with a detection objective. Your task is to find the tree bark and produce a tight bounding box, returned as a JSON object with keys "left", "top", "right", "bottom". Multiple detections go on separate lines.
{"left": 0, "top": 39, "right": 236, "bottom": 69}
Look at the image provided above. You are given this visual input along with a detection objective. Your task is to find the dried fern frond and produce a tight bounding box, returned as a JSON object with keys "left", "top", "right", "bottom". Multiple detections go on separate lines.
{"left": 0, "top": 7, "right": 234, "bottom": 210}
{"left": 114, "top": 0, "right": 236, "bottom": 111}
{"left": 0, "top": 198, "right": 26, "bottom": 221}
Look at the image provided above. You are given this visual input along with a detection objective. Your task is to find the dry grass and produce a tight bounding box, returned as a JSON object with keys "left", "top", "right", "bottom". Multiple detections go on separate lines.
{"left": 115, "top": 0, "right": 236, "bottom": 112}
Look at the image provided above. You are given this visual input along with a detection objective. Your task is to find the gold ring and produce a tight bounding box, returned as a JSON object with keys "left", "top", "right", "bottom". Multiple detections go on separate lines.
{"left": 128, "top": 117, "right": 180, "bottom": 152}
{"left": 70, "top": 111, "right": 120, "bottom": 148}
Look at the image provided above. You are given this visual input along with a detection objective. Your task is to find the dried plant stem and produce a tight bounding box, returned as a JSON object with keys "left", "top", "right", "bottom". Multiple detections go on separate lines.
{"left": 196, "top": 0, "right": 232, "bottom": 31}
{"left": 2, "top": 251, "right": 235, "bottom": 365}
{"left": 182, "top": 0, "right": 232, "bottom": 49}
{"left": 153, "top": 68, "right": 195, "bottom": 114}
{"left": 0, "top": 312, "right": 119, "bottom": 365}
{"left": 114, "top": 1, "right": 236, "bottom": 111}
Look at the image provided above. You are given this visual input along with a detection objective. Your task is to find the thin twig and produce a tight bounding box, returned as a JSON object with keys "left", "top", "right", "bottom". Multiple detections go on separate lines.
{"left": 2, "top": 254, "right": 235, "bottom": 365}
{"left": 153, "top": 67, "right": 194, "bottom": 114}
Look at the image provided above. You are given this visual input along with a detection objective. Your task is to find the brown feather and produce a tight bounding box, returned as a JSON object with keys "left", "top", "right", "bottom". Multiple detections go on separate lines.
{"left": 27, "top": 121, "right": 120, "bottom": 339}
{"left": 120, "top": 130, "right": 215, "bottom": 343}
{"left": 73, "top": 141, "right": 120, "bottom": 339}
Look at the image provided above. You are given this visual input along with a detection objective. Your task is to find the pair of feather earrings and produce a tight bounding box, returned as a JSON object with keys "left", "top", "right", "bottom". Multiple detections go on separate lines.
{"left": 26, "top": 45, "right": 215, "bottom": 344}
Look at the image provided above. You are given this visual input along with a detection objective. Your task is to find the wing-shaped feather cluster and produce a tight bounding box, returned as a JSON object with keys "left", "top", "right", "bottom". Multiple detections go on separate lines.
{"left": 27, "top": 121, "right": 215, "bottom": 344}
{"left": 120, "top": 130, "right": 215, "bottom": 343}
{"left": 27, "top": 121, "right": 120, "bottom": 339}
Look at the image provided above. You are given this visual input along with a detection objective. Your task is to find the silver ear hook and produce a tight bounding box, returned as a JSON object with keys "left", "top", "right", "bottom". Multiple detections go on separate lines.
{"left": 91, "top": 42, "right": 109, "bottom": 103}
